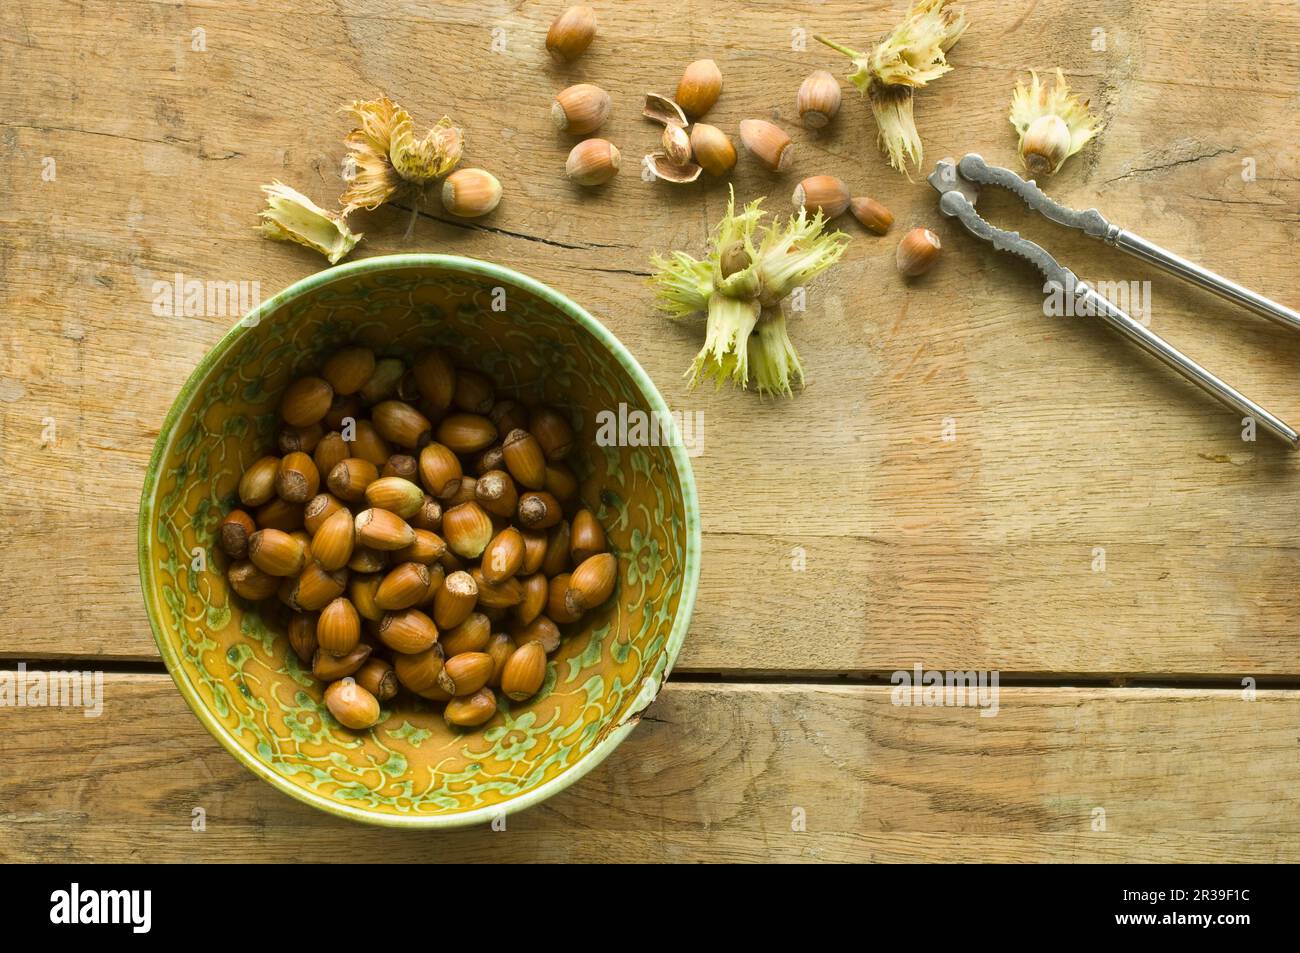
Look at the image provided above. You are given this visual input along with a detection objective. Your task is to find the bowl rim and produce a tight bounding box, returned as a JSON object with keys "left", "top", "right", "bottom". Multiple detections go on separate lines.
{"left": 137, "top": 253, "right": 702, "bottom": 829}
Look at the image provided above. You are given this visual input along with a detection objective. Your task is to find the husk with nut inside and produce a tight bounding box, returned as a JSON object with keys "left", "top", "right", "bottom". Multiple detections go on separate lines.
{"left": 341, "top": 96, "right": 465, "bottom": 236}
{"left": 816, "top": 0, "right": 967, "bottom": 177}
{"left": 650, "top": 187, "right": 849, "bottom": 396}
{"left": 341, "top": 96, "right": 463, "bottom": 211}
{"left": 1009, "top": 69, "right": 1103, "bottom": 176}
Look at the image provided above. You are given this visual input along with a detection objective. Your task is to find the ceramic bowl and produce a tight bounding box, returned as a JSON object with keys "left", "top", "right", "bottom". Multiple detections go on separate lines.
{"left": 138, "top": 254, "right": 700, "bottom": 828}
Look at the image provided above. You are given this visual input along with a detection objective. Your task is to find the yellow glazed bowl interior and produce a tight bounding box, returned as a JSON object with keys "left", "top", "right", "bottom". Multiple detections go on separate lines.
{"left": 138, "top": 254, "right": 701, "bottom": 828}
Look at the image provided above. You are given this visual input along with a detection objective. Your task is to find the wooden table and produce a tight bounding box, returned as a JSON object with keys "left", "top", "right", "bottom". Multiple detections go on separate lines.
{"left": 3, "top": 0, "right": 1298, "bottom": 862}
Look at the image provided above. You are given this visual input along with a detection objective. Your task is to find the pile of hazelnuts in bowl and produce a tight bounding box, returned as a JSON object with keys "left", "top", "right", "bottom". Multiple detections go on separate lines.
{"left": 218, "top": 345, "right": 616, "bottom": 732}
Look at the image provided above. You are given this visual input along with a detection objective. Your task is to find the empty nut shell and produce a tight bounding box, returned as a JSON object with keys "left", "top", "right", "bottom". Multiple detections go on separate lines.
{"left": 643, "top": 92, "right": 688, "bottom": 128}
{"left": 645, "top": 152, "right": 703, "bottom": 184}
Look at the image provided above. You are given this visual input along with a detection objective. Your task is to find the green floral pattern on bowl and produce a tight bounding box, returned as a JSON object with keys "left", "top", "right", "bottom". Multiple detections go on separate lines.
{"left": 138, "top": 255, "right": 701, "bottom": 828}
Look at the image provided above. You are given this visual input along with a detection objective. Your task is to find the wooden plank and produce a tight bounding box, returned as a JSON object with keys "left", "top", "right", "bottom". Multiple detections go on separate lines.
{"left": 3, "top": 0, "right": 1300, "bottom": 677}
{"left": 9, "top": 507, "right": 1300, "bottom": 677}
{"left": 0, "top": 674, "right": 1296, "bottom": 862}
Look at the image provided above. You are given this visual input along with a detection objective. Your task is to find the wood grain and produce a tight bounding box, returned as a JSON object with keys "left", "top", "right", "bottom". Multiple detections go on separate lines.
{"left": 2, "top": 1, "right": 1299, "bottom": 676}
{"left": 0, "top": 674, "right": 1295, "bottom": 862}
{"left": 2, "top": 0, "right": 1300, "bottom": 862}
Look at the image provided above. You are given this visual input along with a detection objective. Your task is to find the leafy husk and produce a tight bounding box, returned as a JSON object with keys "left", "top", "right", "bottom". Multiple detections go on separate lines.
{"left": 341, "top": 97, "right": 463, "bottom": 212}
{"left": 649, "top": 187, "right": 848, "bottom": 396}
{"left": 816, "top": 0, "right": 968, "bottom": 176}
{"left": 1009, "top": 69, "right": 1103, "bottom": 174}
{"left": 257, "top": 182, "right": 362, "bottom": 264}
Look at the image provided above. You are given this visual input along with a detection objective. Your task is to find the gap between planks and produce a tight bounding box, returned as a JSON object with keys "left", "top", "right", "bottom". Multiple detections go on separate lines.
{"left": 5, "top": 658, "right": 1300, "bottom": 692}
